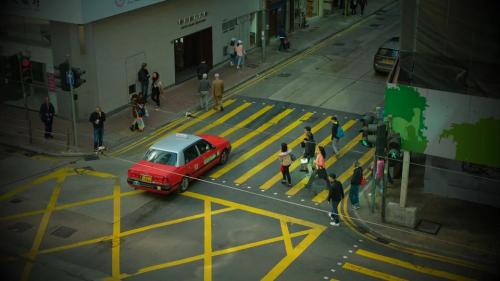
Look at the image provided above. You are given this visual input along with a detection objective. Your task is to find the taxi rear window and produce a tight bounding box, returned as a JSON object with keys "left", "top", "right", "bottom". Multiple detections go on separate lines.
{"left": 144, "top": 149, "right": 177, "bottom": 166}
{"left": 377, "top": 48, "right": 398, "bottom": 57}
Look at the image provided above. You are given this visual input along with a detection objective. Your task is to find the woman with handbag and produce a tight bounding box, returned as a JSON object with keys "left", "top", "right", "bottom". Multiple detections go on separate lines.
{"left": 305, "top": 146, "right": 330, "bottom": 194}
{"left": 278, "top": 143, "right": 294, "bottom": 187}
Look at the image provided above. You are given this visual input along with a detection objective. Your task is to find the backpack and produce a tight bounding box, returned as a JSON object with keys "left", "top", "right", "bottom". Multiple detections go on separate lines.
{"left": 337, "top": 126, "right": 345, "bottom": 138}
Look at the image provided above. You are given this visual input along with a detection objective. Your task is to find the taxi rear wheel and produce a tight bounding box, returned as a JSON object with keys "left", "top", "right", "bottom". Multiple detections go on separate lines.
{"left": 219, "top": 149, "right": 229, "bottom": 165}
{"left": 179, "top": 177, "right": 189, "bottom": 193}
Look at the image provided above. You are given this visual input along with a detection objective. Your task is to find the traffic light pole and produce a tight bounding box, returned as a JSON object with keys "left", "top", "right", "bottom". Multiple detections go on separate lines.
{"left": 18, "top": 53, "right": 33, "bottom": 144}
{"left": 67, "top": 56, "right": 78, "bottom": 147}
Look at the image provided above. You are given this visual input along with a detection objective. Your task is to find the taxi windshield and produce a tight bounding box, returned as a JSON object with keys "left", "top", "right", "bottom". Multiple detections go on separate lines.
{"left": 143, "top": 149, "right": 177, "bottom": 166}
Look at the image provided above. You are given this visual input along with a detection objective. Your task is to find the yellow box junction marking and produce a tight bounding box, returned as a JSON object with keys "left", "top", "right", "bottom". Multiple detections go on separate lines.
{"left": 204, "top": 200, "right": 213, "bottom": 281}
{"left": 343, "top": 262, "right": 408, "bottom": 281}
{"left": 280, "top": 220, "right": 293, "bottom": 255}
{"left": 285, "top": 133, "right": 363, "bottom": 196}
{"left": 355, "top": 249, "right": 476, "bottom": 281}
{"left": 212, "top": 112, "right": 313, "bottom": 179}
{"left": 111, "top": 179, "right": 121, "bottom": 280}
{"left": 196, "top": 102, "right": 252, "bottom": 134}
{"left": 261, "top": 120, "right": 357, "bottom": 190}
{"left": 235, "top": 116, "right": 333, "bottom": 185}
{"left": 312, "top": 148, "right": 374, "bottom": 203}
{"left": 230, "top": 108, "right": 294, "bottom": 150}
{"left": 219, "top": 105, "right": 274, "bottom": 138}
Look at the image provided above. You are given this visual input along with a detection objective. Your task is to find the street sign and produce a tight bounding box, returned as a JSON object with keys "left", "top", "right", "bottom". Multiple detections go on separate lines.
{"left": 66, "top": 71, "right": 74, "bottom": 86}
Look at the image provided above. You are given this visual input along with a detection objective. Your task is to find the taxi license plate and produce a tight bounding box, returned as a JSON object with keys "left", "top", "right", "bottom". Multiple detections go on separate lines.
{"left": 141, "top": 175, "right": 152, "bottom": 183}
{"left": 382, "top": 59, "right": 393, "bottom": 65}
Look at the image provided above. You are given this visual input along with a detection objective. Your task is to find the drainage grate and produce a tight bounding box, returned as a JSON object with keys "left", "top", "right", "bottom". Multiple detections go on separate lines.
{"left": 277, "top": 73, "right": 291, "bottom": 78}
{"left": 51, "top": 226, "right": 77, "bottom": 238}
{"left": 370, "top": 24, "right": 381, "bottom": 28}
{"left": 8, "top": 222, "right": 33, "bottom": 233}
{"left": 415, "top": 220, "right": 441, "bottom": 235}
{"left": 376, "top": 17, "right": 385, "bottom": 21}
{"left": 10, "top": 198, "right": 22, "bottom": 204}
{"left": 82, "top": 166, "right": 95, "bottom": 171}
{"left": 333, "top": 42, "right": 345, "bottom": 46}
{"left": 85, "top": 155, "right": 99, "bottom": 161}
{"left": 375, "top": 237, "right": 390, "bottom": 244}
{"left": 246, "top": 63, "right": 259, "bottom": 69}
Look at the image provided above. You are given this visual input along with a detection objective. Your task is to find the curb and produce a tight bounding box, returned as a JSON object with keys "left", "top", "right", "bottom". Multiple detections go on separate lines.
{"left": 347, "top": 190, "right": 499, "bottom": 270}
{"left": 6, "top": 0, "right": 398, "bottom": 157}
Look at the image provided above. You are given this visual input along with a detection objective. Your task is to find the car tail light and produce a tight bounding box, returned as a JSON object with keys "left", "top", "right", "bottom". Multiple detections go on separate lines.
{"left": 153, "top": 175, "right": 165, "bottom": 184}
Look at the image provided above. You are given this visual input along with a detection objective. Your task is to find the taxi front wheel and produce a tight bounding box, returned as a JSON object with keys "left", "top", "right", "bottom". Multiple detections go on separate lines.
{"left": 219, "top": 149, "right": 229, "bottom": 165}
{"left": 179, "top": 177, "right": 190, "bottom": 193}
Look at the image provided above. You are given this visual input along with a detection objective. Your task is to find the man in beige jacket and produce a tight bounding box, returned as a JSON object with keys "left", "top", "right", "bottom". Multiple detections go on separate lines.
{"left": 212, "top": 73, "right": 224, "bottom": 111}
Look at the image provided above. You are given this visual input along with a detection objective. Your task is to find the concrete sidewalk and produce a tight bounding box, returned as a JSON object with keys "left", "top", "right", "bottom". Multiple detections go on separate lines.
{"left": 0, "top": 0, "right": 396, "bottom": 156}
{"left": 349, "top": 163, "right": 500, "bottom": 272}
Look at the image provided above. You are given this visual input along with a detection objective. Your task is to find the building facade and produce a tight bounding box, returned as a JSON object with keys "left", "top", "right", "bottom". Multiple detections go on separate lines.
{"left": 1, "top": 0, "right": 261, "bottom": 119}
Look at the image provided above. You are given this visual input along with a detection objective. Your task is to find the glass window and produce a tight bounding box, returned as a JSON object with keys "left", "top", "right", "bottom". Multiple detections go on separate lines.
{"left": 195, "top": 139, "right": 214, "bottom": 155}
{"left": 377, "top": 48, "right": 399, "bottom": 57}
{"left": 183, "top": 145, "right": 200, "bottom": 164}
{"left": 143, "top": 149, "right": 178, "bottom": 166}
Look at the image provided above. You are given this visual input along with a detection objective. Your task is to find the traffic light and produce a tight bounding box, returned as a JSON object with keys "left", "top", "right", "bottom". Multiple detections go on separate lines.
{"left": 20, "top": 55, "right": 32, "bottom": 83}
{"left": 71, "top": 67, "right": 86, "bottom": 88}
{"left": 56, "top": 61, "right": 70, "bottom": 91}
{"left": 375, "top": 123, "right": 387, "bottom": 157}
{"left": 360, "top": 112, "right": 378, "bottom": 147}
{"left": 387, "top": 133, "right": 401, "bottom": 159}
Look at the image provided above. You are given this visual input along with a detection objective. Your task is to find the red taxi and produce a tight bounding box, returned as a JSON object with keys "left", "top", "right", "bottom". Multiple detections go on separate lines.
{"left": 127, "top": 133, "right": 231, "bottom": 194}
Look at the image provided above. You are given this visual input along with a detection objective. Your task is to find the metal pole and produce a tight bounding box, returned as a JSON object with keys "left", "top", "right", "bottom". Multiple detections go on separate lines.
{"left": 260, "top": 1, "right": 267, "bottom": 62}
{"left": 67, "top": 56, "right": 78, "bottom": 147}
{"left": 400, "top": 150, "right": 410, "bottom": 208}
{"left": 381, "top": 155, "right": 388, "bottom": 222}
{"left": 18, "top": 53, "right": 33, "bottom": 144}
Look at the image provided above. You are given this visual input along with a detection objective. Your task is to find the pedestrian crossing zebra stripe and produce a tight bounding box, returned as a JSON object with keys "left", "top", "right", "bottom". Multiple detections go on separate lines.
{"left": 219, "top": 105, "right": 274, "bottom": 138}
{"left": 258, "top": 119, "right": 358, "bottom": 190}
{"left": 211, "top": 112, "right": 314, "bottom": 179}
{"left": 196, "top": 102, "right": 252, "bottom": 134}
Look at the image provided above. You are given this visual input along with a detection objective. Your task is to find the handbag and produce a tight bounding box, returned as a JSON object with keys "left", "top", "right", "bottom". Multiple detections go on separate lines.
{"left": 136, "top": 118, "right": 145, "bottom": 131}
{"left": 337, "top": 127, "right": 345, "bottom": 138}
{"left": 317, "top": 167, "right": 327, "bottom": 179}
{"left": 361, "top": 175, "right": 367, "bottom": 186}
{"left": 290, "top": 153, "right": 296, "bottom": 161}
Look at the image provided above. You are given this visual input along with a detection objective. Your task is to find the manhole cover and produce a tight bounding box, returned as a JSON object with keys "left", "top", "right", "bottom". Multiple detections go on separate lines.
{"left": 370, "top": 24, "right": 381, "bottom": 28}
{"left": 8, "top": 222, "right": 33, "bottom": 233}
{"left": 51, "top": 226, "right": 77, "bottom": 238}
{"left": 277, "top": 73, "right": 291, "bottom": 77}
{"left": 10, "top": 198, "right": 22, "bottom": 204}
{"left": 415, "top": 220, "right": 441, "bottom": 235}
{"left": 375, "top": 237, "right": 390, "bottom": 244}
{"left": 333, "top": 42, "right": 345, "bottom": 46}
{"left": 246, "top": 63, "right": 259, "bottom": 69}
{"left": 85, "top": 155, "right": 99, "bottom": 161}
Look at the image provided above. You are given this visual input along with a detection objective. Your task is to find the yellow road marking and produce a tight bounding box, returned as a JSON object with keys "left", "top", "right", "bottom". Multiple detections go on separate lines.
{"left": 111, "top": 179, "right": 121, "bottom": 279}
{"left": 118, "top": 230, "right": 311, "bottom": 280}
{"left": 338, "top": 176, "right": 489, "bottom": 273}
{"left": 204, "top": 200, "right": 212, "bottom": 281}
{"left": 230, "top": 108, "right": 294, "bottom": 150}
{"left": 280, "top": 220, "right": 293, "bottom": 255}
{"left": 262, "top": 228, "right": 324, "bottom": 280}
{"left": 111, "top": 117, "right": 186, "bottom": 156}
{"left": 312, "top": 148, "right": 374, "bottom": 203}
{"left": 235, "top": 116, "right": 333, "bottom": 185}
{"left": 219, "top": 105, "right": 274, "bottom": 138}
{"left": 182, "top": 191, "right": 326, "bottom": 231}
{"left": 211, "top": 112, "right": 313, "bottom": 179}
{"left": 356, "top": 249, "right": 476, "bottom": 281}
{"left": 285, "top": 133, "right": 363, "bottom": 196}
{"left": 39, "top": 207, "right": 236, "bottom": 255}
{"left": 261, "top": 120, "right": 357, "bottom": 190}
{"left": 116, "top": 99, "right": 236, "bottom": 155}
{"left": 342, "top": 262, "right": 408, "bottom": 281}
{"left": 21, "top": 177, "right": 64, "bottom": 281}
{"left": 196, "top": 102, "right": 252, "bottom": 134}
{"left": 0, "top": 190, "right": 142, "bottom": 222}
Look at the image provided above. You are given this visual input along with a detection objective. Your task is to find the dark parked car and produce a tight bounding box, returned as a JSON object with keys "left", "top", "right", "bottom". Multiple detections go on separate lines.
{"left": 373, "top": 37, "right": 399, "bottom": 74}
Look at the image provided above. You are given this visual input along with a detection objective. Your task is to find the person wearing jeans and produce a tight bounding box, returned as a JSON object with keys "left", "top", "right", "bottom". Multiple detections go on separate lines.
{"left": 327, "top": 173, "right": 344, "bottom": 226}
{"left": 89, "top": 106, "right": 106, "bottom": 151}
{"left": 350, "top": 161, "right": 363, "bottom": 209}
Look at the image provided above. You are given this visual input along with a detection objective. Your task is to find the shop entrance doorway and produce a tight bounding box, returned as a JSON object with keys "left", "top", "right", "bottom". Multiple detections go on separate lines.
{"left": 174, "top": 27, "right": 213, "bottom": 84}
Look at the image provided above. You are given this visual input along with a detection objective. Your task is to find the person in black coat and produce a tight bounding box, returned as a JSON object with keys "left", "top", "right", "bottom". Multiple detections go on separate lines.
{"left": 350, "top": 161, "right": 363, "bottom": 209}
{"left": 138, "top": 63, "right": 150, "bottom": 100}
{"left": 89, "top": 106, "right": 106, "bottom": 151}
{"left": 327, "top": 173, "right": 344, "bottom": 226}
{"left": 39, "top": 97, "right": 55, "bottom": 138}
{"left": 197, "top": 60, "right": 209, "bottom": 80}
{"left": 300, "top": 126, "right": 316, "bottom": 173}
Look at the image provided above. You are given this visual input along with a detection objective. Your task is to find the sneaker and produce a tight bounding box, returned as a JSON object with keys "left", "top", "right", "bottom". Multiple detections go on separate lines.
{"left": 287, "top": 183, "right": 292, "bottom": 187}
{"left": 330, "top": 222, "right": 340, "bottom": 226}
{"left": 281, "top": 180, "right": 286, "bottom": 184}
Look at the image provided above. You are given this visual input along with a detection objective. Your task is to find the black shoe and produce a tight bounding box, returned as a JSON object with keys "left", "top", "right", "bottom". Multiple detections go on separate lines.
{"left": 281, "top": 180, "right": 286, "bottom": 184}
{"left": 129, "top": 125, "right": 135, "bottom": 131}
{"left": 220, "top": 107, "right": 224, "bottom": 111}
